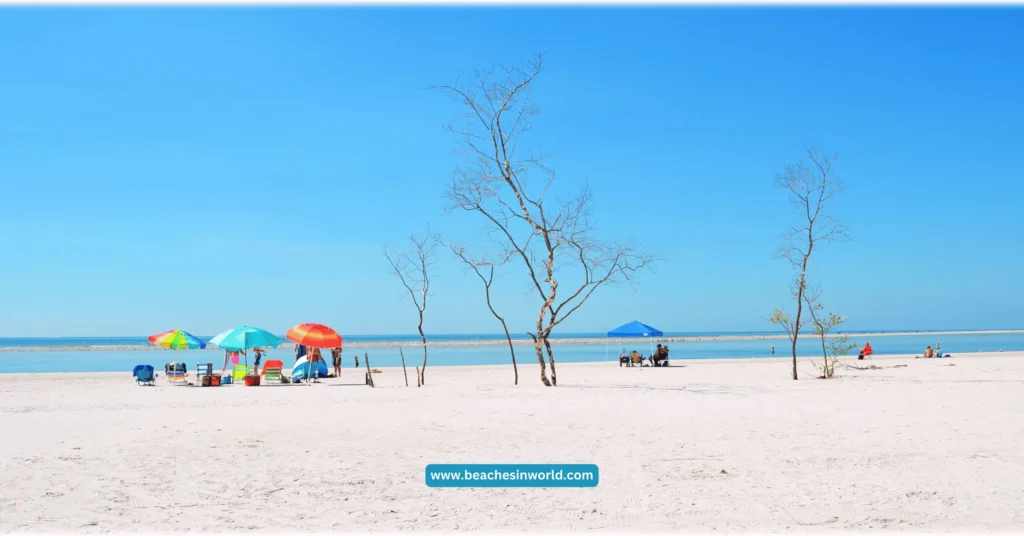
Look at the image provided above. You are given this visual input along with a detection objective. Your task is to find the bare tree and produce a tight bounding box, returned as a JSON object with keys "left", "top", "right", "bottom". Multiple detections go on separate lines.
{"left": 437, "top": 55, "right": 656, "bottom": 386}
{"left": 803, "top": 287, "right": 857, "bottom": 379}
{"left": 447, "top": 242, "right": 518, "bottom": 385}
{"left": 384, "top": 231, "right": 438, "bottom": 387}
{"left": 770, "top": 148, "right": 850, "bottom": 380}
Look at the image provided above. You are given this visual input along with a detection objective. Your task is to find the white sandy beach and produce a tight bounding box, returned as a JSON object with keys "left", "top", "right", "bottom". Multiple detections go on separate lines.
{"left": 1, "top": 352, "right": 1023, "bottom": 532}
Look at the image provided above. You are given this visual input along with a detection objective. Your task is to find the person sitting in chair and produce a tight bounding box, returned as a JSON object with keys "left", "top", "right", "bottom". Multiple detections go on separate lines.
{"left": 858, "top": 342, "right": 873, "bottom": 360}
{"left": 619, "top": 352, "right": 630, "bottom": 367}
{"left": 662, "top": 345, "right": 670, "bottom": 366}
{"left": 652, "top": 344, "right": 666, "bottom": 366}
{"left": 630, "top": 350, "right": 642, "bottom": 366}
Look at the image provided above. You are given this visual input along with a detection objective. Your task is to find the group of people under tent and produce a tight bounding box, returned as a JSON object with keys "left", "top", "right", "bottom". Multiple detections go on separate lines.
{"left": 619, "top": 343, "right": 671, "bottom": 367}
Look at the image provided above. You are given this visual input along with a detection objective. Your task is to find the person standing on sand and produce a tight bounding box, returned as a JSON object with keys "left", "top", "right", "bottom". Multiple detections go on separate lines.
{"left": 221, "top": 349, "right": 233, "bottom": 376}
{"left": 331, "top": 348, "right": 342, "bottom": 377}
{"left": 252, "top": 346, "right": 264, "bottom": 375}
{"left": 771, "top": 345, "right": 775, "bottom": 356}
{"left": 354, "top": 354, "right": 360, "bottom": 368}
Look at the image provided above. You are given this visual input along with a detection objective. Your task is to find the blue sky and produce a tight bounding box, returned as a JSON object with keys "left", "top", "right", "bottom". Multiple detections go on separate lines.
{"left": 1, "top": 8, "right": 1022, "bottom": 337}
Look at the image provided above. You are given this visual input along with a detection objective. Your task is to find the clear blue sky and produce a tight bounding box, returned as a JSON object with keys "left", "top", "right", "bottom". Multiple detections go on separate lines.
{"left": 1, "top": 7, "right": 1022, "bottom": 337}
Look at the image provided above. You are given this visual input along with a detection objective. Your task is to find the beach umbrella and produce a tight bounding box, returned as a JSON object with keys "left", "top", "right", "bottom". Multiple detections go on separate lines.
{"left": 148, "top": 329, "right": 207, "bottom": 350}
{"left": 286, "top": 323, "right": 342, "bottom": 349}
{"left": 147, "top": 329, "right": 208, "bottom": 377}
{"left": 209, "top": 326, "right": 282, "bottom": 370}
{"left": 286, "top": 323, "right": 342, "bottom": 383}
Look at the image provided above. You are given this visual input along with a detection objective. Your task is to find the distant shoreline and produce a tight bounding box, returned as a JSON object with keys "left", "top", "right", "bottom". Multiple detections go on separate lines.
{"left": 2, "top": 329, "right": 1022, "bottom": 353}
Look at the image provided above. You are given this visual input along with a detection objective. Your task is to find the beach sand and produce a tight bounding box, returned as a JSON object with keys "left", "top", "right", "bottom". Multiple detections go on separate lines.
{"left": 1, "top": 352, "right": 1022, "bottom": 532}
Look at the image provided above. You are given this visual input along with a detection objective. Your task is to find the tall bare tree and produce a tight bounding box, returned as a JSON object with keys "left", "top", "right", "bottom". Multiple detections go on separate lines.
{"left": 447, "top": 242, "right": 518, "bottom": 385}
{"left": 437, "top": 55, "right": 655, "bottom": 386}
{"left": 770, "top": 148, "right": 849, "bottom": 380}
{"left": 384, "top": 231, "right": 438, "bottom": 386}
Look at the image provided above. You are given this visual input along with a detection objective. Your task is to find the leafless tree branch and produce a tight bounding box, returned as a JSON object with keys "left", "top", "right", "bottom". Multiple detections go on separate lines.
{"left": 437, "top": 55, "right": 656, "bottom": 386}
{"left": 383, "top": 229, "right": 439, "bottom": 386}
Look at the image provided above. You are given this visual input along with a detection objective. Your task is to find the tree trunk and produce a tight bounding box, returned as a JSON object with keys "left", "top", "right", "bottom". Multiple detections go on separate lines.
{"left": 487, "top": 292, "right": 518, "bottom": 385}
{"left": 818, "top": 331, "right": 830, "bottom": 378}
{"left": 399, "top": 346, "right": 409, "bottom": 387}
{"left": 500, "top": 320, "right": 518, "bottom": 386}
{"left": 416, "top": 366, "right": 421, "bottom": 387}
{"left": 543, "top": 335, "right": 557, "bottom": 386}
{"left": 418, "top": 313, "right": 427, "bottom": 386}
{"left": 791, "top": 263, "right": 809, "bottom": 380}
{"left": 530, "top": 333, "right": 551, "bottom": 386}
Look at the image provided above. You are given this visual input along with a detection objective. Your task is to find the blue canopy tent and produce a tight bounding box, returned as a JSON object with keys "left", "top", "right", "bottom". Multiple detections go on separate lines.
{"left": 605, "top": 321, "right": 664, "bottom": 362}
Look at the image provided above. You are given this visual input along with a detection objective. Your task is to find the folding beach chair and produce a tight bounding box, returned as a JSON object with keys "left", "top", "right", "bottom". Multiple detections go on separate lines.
{"left": 196, "top": 362, "right": 213, "bottom": 385}
{"left": 134, "top": 365, "right": 155, "bottom": 386}
{"left": 261, "top": 359, "right": 284, "bottom": 384}
{"left": 166, "top": 362, "right": 188, "bottom": 385}
{"left": 232, "top": 364, "right": 249, "bottom": 383}
{"left": 263, "top": 366, "right": 283, "bottom": 384}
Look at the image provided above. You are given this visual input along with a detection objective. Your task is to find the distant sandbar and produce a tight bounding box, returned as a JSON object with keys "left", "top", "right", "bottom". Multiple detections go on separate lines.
{"left": 2, "top": 329, "right": 1021, "bottom": 353}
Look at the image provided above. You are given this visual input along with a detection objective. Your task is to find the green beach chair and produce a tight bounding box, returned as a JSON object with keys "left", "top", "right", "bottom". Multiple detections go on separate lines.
{"left": 232, "top": 364, "right": 248, "bottom": 383}
{"left": 263, "top": 366, "right": 283, "bottom": 384}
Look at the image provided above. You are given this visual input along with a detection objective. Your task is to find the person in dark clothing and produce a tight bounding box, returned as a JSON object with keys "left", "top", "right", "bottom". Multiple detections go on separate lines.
{"left": 652, "top": 344, "right": 666, "bottom": 366}
{"left": 332, "top": 348, "right": 342, "bottom": 377}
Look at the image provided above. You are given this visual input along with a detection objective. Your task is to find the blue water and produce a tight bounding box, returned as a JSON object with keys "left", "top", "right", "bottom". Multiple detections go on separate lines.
{"left": 0, "top": 331, "right": 786, "bottom": 349}
{"left": 1, "top": 332, "right": 1021, "bottom": 374}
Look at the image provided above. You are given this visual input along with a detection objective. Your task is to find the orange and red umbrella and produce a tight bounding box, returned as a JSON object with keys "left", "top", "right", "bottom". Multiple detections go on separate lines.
{"left": 286, "top": 323, "right": 342, "bottom": 349}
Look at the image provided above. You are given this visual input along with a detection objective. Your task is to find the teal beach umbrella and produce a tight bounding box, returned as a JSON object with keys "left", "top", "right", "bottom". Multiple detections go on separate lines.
{"left": 209, "top": 326, "right": 282, "bottom": 368}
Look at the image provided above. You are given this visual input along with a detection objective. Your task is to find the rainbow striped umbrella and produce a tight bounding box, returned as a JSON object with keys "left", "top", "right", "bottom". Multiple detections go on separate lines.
{"left": 148, "top": 329, "right": 208, "bottom": 350}
{"left": 286, "top": 323, "right": 342, "bottom": 349}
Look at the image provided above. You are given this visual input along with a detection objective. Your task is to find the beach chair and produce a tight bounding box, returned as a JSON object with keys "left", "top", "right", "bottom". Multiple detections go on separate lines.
{"left": 263, "top": 365, "right": 283, "bottom": 384}
{"left": 261, "top": 359, "right": 284, "bottom": 384}
{"left": 195, "top": 362, "right": 213, "bottom": 385}
{"left": 134, "top": 365, "right": 155, "bottom": 386}
{"left": 166, "top": 363, "right": 188, "bottom": 385}
{"left": 232, "top": 364, "right": 249, "bottom": 383}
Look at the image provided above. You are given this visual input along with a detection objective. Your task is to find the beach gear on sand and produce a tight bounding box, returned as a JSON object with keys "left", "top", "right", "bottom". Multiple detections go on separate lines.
{"left": 148, "top": 330, "right": 208, "bottom": 371}
{"left": 134, "top": 365, "right": 155, "bottom": 386}
{"left": 605, "top": 321, "right": 664, "bottom": 363}
{"left": 260, "top": 359, "right": 284, "bottom": 376}
{"left": 210, "top": 326, "right": 281, "bottom": 373}
{"left": 263, "top": 363, "right": 284, "bottom": 383}
{"left": 232, "top": 364, "right": 249, "bottom": 383}
{"left": 286, "top": 323, "right": 342, "bottom": 384}
{"left": 291, "top": 356, "right": 330, "bottom": 382}
{"left": 196, "top": 363, "right": 213, "bottom": 384}
{"left": 166, "top": 362, "right": 188, "bottom": 385}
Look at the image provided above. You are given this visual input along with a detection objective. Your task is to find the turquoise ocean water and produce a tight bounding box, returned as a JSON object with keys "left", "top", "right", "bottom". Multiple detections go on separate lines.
{"left": 1, "top": 332, "right": 1021, "bottom": 374}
